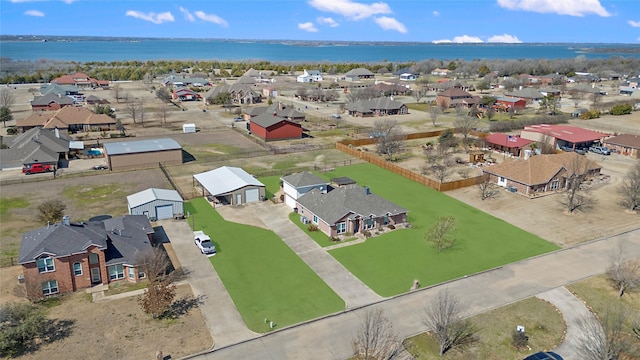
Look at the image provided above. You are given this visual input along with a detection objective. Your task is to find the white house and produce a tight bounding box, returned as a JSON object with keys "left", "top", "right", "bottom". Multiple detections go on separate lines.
{"left": 399, "top": 73, "right": 418, "bottom": 81}
{"left": 127, "top": 188, "right": 184, "bottom": 220}
{"left": 297, "top": 69, "right": 323, "bottom": 83}
{"left": 193, "top": 166, "right": 265, "bottom": 205}
{"left": 281, "top": 171, "right": 328, "bottom": 209}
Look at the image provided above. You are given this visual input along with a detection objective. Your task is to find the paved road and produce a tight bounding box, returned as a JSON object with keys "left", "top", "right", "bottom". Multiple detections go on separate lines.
{"left": 537, "top": 287, "right": 595, "bottom": 360}
{"left": 187, "top": 228, "right": 640, "bottom": 360}
{"left": 158, "top": 219, "right": 257, "bottom": 348}
{"left": 251, "top": 202, "right": 383, "bottom": 308}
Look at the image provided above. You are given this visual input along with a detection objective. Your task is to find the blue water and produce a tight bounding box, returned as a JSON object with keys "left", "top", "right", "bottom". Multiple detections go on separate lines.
{"left": 1, "top": 39, "right": 638, "bottom": 62}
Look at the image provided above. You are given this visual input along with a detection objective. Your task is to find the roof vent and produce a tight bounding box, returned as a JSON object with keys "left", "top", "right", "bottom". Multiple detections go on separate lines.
{"left": 365, "top": 186, "right": 371, "bottom": 195}
{"left": 62, "top": 215, "right": 70, "bottom": 226}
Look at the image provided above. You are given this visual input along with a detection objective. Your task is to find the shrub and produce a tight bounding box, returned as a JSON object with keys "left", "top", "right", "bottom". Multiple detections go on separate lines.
{"left": 363, "top": 230, "right": 372, "bottom": 238}
{"left": 610, "top": 104, "right": 632, "bottom": 115}
{"left": 387, "top": 224, "right": 396, "bottom": 230}
{"left": 0, "top": 303, "right": 47, "bottom": 357}
{"left": 307, "top": 224, "right": 319, "bottom": 232}
{"left": 329, "top": 236, "right": 341, "bottom": 242}
{"left": 579, "top": 110, "right": 600, "bottom": 120}
{"left": 511, "top": 329, "right": 529, "bottom": 349}
{"left": 6, "top": 127, "right": 17, "bottom": 135}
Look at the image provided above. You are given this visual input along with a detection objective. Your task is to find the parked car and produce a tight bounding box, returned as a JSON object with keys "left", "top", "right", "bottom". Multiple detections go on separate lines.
{"left": 524, "top": 351, "right": 562, "bottom": 360}
{"left": 194, "top": 230, "right": 216, "bottom": 255}
{"left": 573, "top": 148, "right": 587, "bottom": 155}
{"left": 560, "top": 146, "right": 573, "bottom": 152}
{"left": 92, "top": 164, "right": 108, "bottom": 170}
{"left": 22, "top": 163, "right": 51, "bottom": 175}
{"left": 233, "top": 116, "right": 244, "bottom": 122}
{"left": 589, "top": 146, "right": 610, "bottom": 155}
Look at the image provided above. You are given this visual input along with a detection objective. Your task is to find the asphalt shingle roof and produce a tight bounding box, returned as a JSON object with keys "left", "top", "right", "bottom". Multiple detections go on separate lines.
{"left": 281, "top": 172, "right": 327, "bottom": 188}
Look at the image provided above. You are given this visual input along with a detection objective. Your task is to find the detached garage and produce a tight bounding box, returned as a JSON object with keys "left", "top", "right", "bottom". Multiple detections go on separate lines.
{"left": 104, "top": 138, "right": 182, "bottom": 171}
{"left": 193, "top": 166, "right": 265, "bottom": 206}
{"left": 127, "top": 188, "right": 184, "bottom": 220}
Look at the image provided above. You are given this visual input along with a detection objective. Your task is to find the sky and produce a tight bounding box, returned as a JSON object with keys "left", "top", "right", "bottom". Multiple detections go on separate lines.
{"left": 1, "top": 0, "right": 639, "bottom": 43}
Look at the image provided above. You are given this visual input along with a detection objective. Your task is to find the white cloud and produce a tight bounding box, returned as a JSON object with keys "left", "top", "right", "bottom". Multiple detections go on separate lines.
{"left": 497, "top": 0, "right": 610, "bottom": 17}
{"left": 374, "top": 16, "right": 407, "bottom": 33}
{"left": 194, "top": 11, "right": 228, "bottom": 27}
{"left": 317, "top": 16, "right": 339, "bottom": 27}
{"left": 298, "top": 22, "right": 319, "bottom": 32}
{"left": 24, "top": 9, "right": 44, "bottom": 17}
{"left": 629, "top": 20, "right": 640, "bottom": 28}
{"left": 308, "top": 0, "right": 392, "bottom": 20}
{"left": 125, "top": 10, "right": 174, "bottom": 24}
{"left": 432, "top": 11, "right": 440, "bottom": 16}
{"left": 432, "top": 39, "right": 452, "bottom": 44}
{"left": 179, "top": 7, "right": 195, "bottom": 22}
{"left": 433, "top": 35, "right": 483, "bottom": 44}
{"left": 488, "top": 33, "right": 522, "bottom": 43}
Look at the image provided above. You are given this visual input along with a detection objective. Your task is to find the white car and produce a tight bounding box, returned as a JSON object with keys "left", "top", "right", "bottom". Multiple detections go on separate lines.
{"left": 194, "top": 231, "right": 216, "bottom": 255}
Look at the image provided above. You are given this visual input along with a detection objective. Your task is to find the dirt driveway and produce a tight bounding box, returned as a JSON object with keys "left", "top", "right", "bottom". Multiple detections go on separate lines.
{"left": 447, "top": 153, "right": 639, "bottom": 246}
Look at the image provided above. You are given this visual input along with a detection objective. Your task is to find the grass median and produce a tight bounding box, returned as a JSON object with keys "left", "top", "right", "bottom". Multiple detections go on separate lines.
{"left": 185, "top": 198, "right": 345, "bottom": 333}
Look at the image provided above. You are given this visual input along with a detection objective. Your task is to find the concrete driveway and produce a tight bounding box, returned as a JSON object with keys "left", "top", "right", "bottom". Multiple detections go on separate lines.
{"left": 157, "top": 219, "right": 257, "bottom": 348}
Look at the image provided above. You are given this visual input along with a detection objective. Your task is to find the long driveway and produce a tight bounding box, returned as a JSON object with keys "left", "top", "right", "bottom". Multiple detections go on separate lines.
{"left": 250, "top": 202, "right": 383, "bottom": 308}
{"left": 187, "top": 228, "right": 640, "bottom": 360}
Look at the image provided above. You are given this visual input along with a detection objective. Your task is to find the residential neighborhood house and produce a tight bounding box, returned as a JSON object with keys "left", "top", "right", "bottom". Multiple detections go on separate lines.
{"left": 436, "top": 88, "right": 480, "bottom": 108}
{"left": 30, "top": 94, "right": 75, "bottom": 111}
{"left": 297, "top": 69, "right": 323, "bottom": 83}
{"left": 295, "top": 184, "right": 408, "bottom": 238}
{"left": 281, "top": 171, "right": 328, "bottom": 208}
{"left": 345, "top": 68, "right": 375, "bottom": 81}
{"left": 603, "top": 134, "right": 640, "bottom": 158}
{"left": 17, "top": 106, "right": 116, "bottom": 133}
{"left": 50, "top": 72, "right": 109, "bottom": 89}
{"left": 0, "top": 127, "right": 70, "bottom": 170}
{"left": 18, "top": 215, "right": 154, "bottom": 299}
{"left": 345, "top": 96, "right": 408, "bottom": 117}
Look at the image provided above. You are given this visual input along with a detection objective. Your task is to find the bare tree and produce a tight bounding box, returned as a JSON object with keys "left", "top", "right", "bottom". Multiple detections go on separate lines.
{"left": 124, "top": 97, "right": 143, "bottom": 124}
{"left": 606, "top": 247, "right": 640, "bottom": 299}
{"left": 576, "top": 305, "right": 639, "bottom": 360}
{"left": 351, "top": 308, "right": 404, "bottom": 360}
{"left": 0, "top": 88, "right": 15, "bottom": 108}
{"left": 373, "top": 119, "right": 403, "bottom": 158}
{"left": 618, "top": 161, "right": 640, "bottom": 212}
{"left": 425, "top": 141, "right": 454, "bottom": 182}
{"left": 423, "top": 289, "right": 478, "bottom": 356}
{"left": 425, "top": 216, "right": 457, "bottom": 253}
{"left": 478, "top": 173, "right": 499, "bottom": 200}
{"left": 155, "top": 87, "right": 172, "bottom": 104}
{"left": 155, "top": 102, "right": 170, "bottom": 126}
{"left": 429, "top": 106, "right": 440, "bottom": 127}
{"left": 453, "top": 113, "right": 478, "bottom": 139}
{"left": 137, "top": 247, "right": 176, "bottom": 319}
{"left": 111, "top": 84, "right": 121, "bottom": 104}
{"left": 559, "top": 155, "right": 596, "bottom": 213}
{"left": 412, "top": 87, "right": 428, "bottom": 103}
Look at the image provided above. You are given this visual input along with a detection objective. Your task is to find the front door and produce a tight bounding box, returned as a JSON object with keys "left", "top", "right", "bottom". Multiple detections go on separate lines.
{"left": 353, "top": 219, "right": 360, "bottom": 233}
{"left": 91, "top": 267, "right": 101, "bottom": 284}
{"left": 236, "top": 193, "right": 242, "bottom": 205}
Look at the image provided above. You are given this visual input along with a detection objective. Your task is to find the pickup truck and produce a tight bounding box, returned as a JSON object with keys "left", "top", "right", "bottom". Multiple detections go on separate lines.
{"left": 589, "top": 146, "right": 610, "bottom": 155}
{"left": 194, "top": 231, "right": 216, "bottom": 255}
{"left": 22, "top": 163, "right": 52, "bottom": 175}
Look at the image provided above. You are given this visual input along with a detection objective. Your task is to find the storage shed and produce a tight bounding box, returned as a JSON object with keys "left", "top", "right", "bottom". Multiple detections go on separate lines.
{"left": 182, "top": 123, "right": 196, "bottom": 133}
{"left": 103, "top": 138, "right": 182, "bottom": 171}
{"left": 127, "top": 188, "right": 184, "bottom": 220}
{"left": 249, "top": 113, "right": 302, "bottom": 141}
{"left": 193, "top": 166, "right": 265, "bottom": 205}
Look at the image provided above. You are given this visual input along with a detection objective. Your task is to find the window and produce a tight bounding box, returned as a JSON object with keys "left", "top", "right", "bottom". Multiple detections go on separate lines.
{"left": 138, "top": 270, "right": 146, "bottom": 279}
{"left": 128, "top": 267, "right": 135, "bottom": 279}
{"left": 312, "top": 215, "right": 318, "bottom": 224}
{"left": 42, "top": 280, "right": 58, "bottom": 296}
{"left": 73, "top": 262, "right": 82, "bottom": 276}
{"left": 89, "top": 253, "right": 99, "bottom": 265}
{"left": 499, "top": 177, "right": 505, "bottom": 182}
{"left": 37, "top": 257, "right": 54, "bottom": 273}
{"left": 336, "top": 222, "right": 346, "bottom": 234}
{"left": 550, "top": 181, "right": 560, "bottom": 190}
{"left": 383, "top": 215, "right": 389, "bottom": 225}
{"left": 109, "top": 265, "right": 124, "bottom": 280}
{"left": 364, "top": 218, "right": 375, "bottom": 230}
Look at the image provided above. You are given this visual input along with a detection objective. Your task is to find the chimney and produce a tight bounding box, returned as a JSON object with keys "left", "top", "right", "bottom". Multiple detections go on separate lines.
{"left": 62, "top": 215, "right": 70, "bottom": 226}
{"left": 54, "top": 127, "right": 60, "bottom": 138}
{"left": 365, "top": 186, "right": 371, "bottom": 195}
{"left": 278, "top": 102, "right": 284, "bottom": 110}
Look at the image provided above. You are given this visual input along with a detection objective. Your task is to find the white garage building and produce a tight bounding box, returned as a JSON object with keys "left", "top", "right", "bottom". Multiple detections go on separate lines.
{"left": 193, "top": 166, "right": 265, "bottom": 206}
{"left": 127, "top": 188, "right": 184, "bottom": 220}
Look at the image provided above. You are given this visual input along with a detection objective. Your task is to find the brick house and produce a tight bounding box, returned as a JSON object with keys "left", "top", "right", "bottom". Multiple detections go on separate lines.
{"left": 436, "top": 88, "right": 479, "bottom": 108}
{"left": 30, "top": 94, "right": 74, "bottom": 111}
{"left": 18, "top": 215, "right": 154, "bottom": 299}
{"left": 482, "top": 152, "right": 601, "bottom": 197}
{"left": 50, "top": 72, "right": 109, "bottom": 89}
{"left": 17, "top": 106, "right": 116, "bottom": 133}
{"left": 295, "top": 185, "right": 407, "bottom": 237}
{"left": 345, "top": 97, "right": 408, "bottom": 117}
{"left": 603, "top": 134, "right": 640, "bottom": 158}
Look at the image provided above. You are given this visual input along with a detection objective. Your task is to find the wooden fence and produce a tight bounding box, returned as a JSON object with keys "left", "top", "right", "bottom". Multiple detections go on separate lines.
{"left": 335, "top": 142, "right": 483, "bottom": 192}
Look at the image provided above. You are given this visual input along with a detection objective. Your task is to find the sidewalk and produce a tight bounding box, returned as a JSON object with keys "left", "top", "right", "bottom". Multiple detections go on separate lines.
{"left": 251, "top": 202, "right": 383, "bottom": 308}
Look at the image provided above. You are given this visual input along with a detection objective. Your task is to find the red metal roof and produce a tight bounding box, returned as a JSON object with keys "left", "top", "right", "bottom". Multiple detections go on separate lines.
{"left": 522, "top": 124, "right": 607, "bottom": 143}
{"left": 486, "top": 133, "right": 533, "bottom": 148}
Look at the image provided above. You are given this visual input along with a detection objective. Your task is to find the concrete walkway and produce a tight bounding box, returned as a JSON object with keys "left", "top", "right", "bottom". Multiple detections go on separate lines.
{"left": 158, "top": 219, "right": 257, "bottom": 348}
{"left": 250, "top": 202, "right": 383, "bottom": 308}
{"left": 188, "top": 228, "right": 640, "bottom": 360}
{"left": 537, "top": 287, "right": 595, "bottom": 360}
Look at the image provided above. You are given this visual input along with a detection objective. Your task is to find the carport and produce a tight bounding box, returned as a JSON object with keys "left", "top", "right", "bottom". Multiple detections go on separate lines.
{"left": 193, "top": 166, "right": 265, "bottom": 206}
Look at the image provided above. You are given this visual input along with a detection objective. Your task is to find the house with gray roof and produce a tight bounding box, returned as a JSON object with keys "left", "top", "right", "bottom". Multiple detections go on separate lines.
{"left": 244, "top": 102, "right": 305, "bottom": 122}
{"left": 281, "top": 171, "right": 328, "bottom": 208}
{"left": 296, "top": 185, "right": 407, "bottom": 237}
{"left": 345, "top": 97, "right": 408, "bottom": 117}
{"left": 0, "top": 127, "right": 70, "bottom": 170}
{"left": 31, "top": 93, "right": 75, "bottom": 111}
{"left": 18, "top": 215, "right": 154, "bottom": 299}
{"left": 505, "top": 88, "right": 544, "bottom": 102}
{"left": 204, "top": 82, "right": 262, "bottom": 105}
{"left": 297, "top": 69, "right": 323, "bottom": 83}
{"left": 161, "top": 75, "right": 210, "bottom": 87}
{"left": 193, "top": 166, "right": 265, "bottom": 205}
{"left": 345, "top": 68, "right": 375, "bottom": 81}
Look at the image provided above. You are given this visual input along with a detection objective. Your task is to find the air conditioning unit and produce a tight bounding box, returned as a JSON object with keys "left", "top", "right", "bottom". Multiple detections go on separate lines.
{"left": 300, "top": 216, "right": 308, "bottom": 224}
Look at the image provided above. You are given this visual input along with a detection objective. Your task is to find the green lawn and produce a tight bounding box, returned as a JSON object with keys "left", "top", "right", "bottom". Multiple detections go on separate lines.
{"left": 288, "top": 212, "right": 358, "bottom": 247}
{"left": 259, "top": 175, "right": 281, "bottom": 200}
{"left": 321, "top": 163, "right": 559, "bottom": 297}
{"left": 184, "top": 198, "right": 345, "bottom": 333}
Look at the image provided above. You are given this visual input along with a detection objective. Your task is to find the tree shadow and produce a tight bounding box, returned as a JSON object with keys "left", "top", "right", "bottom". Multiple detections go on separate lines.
{"left": 167, "top": 294, "right": 206, "bottom": 318}
{"left": 42, "top": 318, "right": 76, "bottom": 344}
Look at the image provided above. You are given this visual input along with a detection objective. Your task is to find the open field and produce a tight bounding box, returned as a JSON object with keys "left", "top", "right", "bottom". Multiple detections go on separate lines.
{"left": 323, "top": 163, "right": 559, "bottom": 297}
{"left": 404, "top": 297, "right": 565, "bottom": 359}
{"left": 0, "top": 169, "right": 171, "bottom": 266}
{"left": 185, "top": 198, "right": 345, "bottom": 332}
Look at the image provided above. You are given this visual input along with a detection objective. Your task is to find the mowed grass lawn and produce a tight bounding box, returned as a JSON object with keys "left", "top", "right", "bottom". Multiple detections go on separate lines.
{"left": 185, "top": 198, "right": 344, "bottom": 333}
{"left": 323, "top": 163, "right": 559, "bottom": 297}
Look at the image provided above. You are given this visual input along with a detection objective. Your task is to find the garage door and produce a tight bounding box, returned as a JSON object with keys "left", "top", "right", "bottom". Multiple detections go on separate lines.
{"left": 155, "top": 205, "right": 174, "bottom": 220}
{"left": 245, "top": 188, "right": 260, "bottom": 203}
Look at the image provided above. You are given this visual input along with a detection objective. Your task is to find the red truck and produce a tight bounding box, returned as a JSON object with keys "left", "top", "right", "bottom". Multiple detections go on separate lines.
{"left": 22, "top": 163, "right": 52, "bottom": 175}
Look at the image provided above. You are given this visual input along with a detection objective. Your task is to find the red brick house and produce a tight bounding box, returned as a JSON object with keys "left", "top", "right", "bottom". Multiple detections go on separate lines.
{"left": 603, "top": 134, "right": 640, "bottom": 158}
{"left": 249, "top": 113, "right": 302, "bottom": 141}
{"left": 18, "top": 215, "right": 154, "bottom": 299}
{"left": 485, "top": 133, "right": 533, "bottom": 157}
{"left": 436, "top": 88, "right": 479, "bottom": 108}
{"left": 495, "top": 97, "right": 526, "bottom": 110}
{"left": 17, "top": 106, "right": 116, "bottom": 132}
{"left": 172, "top": 87, "right": 201, "bottom": 101}
{"left": 30, "top": 94, "right": 74, "bottom": 111}
{"left": 51, "top": 72, "right": 109, "bottom": 89}
{"left": 295, "top": 185, "right": 407, "bottom": 237}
